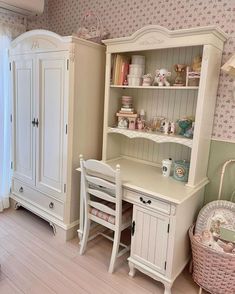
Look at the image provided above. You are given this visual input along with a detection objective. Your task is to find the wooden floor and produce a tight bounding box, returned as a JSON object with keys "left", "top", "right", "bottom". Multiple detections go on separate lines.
{"left": 0, "top": 207, "right": 201, "bottom": 294}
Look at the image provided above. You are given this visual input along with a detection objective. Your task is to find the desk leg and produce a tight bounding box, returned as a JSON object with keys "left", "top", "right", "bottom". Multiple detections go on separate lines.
{"left": 163, "top": 282, "right": 172, "bottom": 294}
{"left": 128, "top": 261, "right": 136, "bottom": 277}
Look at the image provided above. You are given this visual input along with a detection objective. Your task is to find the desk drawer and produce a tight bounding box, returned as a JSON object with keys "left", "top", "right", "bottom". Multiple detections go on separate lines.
{"left": 12, "top": 179, "right": 64, "bottom": 220}
{"left": 123, "top": 189, "right": 171, "bottom": 215}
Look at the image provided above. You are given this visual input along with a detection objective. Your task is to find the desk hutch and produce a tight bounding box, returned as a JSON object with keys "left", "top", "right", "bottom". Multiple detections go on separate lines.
{"left": 100, "top": 25, "right": 227, "bottom": 294}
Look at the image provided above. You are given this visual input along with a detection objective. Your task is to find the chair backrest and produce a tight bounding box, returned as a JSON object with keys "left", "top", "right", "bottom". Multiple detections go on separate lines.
{"left": 80, "top": 155, "right": 122, "bottom": 228}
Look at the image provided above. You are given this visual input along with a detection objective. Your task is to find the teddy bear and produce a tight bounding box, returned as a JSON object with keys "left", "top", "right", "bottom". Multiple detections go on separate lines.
{"left": 153, "top": 69, "right": 171, "bottom": 86}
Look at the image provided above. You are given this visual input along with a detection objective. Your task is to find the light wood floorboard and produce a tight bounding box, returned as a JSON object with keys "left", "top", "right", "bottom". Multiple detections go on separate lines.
{"left": 0, "top": 208, "right": 203, "bottom": 294}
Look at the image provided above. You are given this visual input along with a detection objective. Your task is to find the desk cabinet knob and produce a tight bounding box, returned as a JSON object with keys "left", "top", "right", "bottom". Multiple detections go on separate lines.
{"left": 19, "top": 187, "right": 23, "bottom": 193}
{"left": 49, "top": 202, "right": 54, "bottom": 209}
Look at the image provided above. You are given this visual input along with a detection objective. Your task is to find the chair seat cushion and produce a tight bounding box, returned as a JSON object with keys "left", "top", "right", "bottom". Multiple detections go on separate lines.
{"left": 89, "top": 201, "right": 132, "bottom": 225}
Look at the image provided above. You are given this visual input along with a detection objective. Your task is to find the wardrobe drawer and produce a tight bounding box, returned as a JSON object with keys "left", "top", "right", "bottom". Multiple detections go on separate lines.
{"left": 12, "top": 179, "right": 64, "bottom": 220}
{"left": 123, "top": 189, "right": 171, "bottom": 215}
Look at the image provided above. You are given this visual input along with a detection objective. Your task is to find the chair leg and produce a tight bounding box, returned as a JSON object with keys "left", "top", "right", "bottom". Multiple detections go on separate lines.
{"left": 108, "top": 229, "right": 121, "bottom": 274}
{"left": 79, "top": 218, "right": 90, "bottom": 255}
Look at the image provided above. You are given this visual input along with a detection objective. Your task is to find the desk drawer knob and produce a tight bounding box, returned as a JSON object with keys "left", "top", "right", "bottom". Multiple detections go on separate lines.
{"left": 19, "top": 187, "right": 24, "bottom": 193}
{"left": 49, "top": 202, "right": 54, "bottom": 209}
{"left": 139, "top": 197, "right": 151, "bottom": 205}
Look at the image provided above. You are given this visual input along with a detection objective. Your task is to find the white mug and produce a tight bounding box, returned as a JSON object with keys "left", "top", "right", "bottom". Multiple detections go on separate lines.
{"left": 162, "top": 158, "right": 172, "bottom": 177}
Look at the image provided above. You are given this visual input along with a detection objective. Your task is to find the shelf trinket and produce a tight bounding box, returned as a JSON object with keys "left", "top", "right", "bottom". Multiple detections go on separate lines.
{"left": 173, "top": 64, "right": 186, "bottom": 86}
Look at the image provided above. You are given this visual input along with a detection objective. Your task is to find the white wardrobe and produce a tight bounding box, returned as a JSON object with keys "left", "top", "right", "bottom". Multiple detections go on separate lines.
{"left": 9, "top": 30, "right": 105, "bottom": 240}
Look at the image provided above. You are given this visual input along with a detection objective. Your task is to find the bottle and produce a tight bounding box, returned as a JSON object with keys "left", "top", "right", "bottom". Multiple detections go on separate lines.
{"left": 140, "top": 109, "right": 145, "bottom": 121}
{"left": 162, "top": 158, "right": 173, "bottom": 177}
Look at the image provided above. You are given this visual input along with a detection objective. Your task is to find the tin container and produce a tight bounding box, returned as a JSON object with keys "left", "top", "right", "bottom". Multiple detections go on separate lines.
{"left": 173, "top": 160, "right": 190, "bottom": 182}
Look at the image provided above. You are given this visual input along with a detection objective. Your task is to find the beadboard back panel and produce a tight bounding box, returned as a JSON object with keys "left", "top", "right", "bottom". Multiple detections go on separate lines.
{"left": 120, "top": 138, "right": 191, "bottom": 165}
{"left": 107, "top": 45, "right": 200, "bottom": 165}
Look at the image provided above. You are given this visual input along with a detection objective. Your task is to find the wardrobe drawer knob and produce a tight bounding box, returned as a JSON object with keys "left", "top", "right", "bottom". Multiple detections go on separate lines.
{"left": 49, "top": 202, "right": 54, "bottom": 209}
{"left": 19, "top": 187, "right": 23, "bottom": 193}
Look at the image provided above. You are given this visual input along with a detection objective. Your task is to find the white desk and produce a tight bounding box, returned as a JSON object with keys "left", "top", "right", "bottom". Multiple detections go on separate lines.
{"left": 77, "top": 157, "right": 205, "bottom": 294}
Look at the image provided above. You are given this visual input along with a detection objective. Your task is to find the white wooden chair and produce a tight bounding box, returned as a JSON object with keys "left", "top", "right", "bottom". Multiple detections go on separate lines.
{"left": 79, "top": 155, "right": 132, "bottom": 273}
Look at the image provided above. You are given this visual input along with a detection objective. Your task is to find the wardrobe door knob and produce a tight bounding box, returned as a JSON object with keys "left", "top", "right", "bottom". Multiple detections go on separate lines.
{"left": 49, "top": 202, "right": 54, "bottom": 209}
{"left": 19, "top": 187, "right": 23, "bottom": 193}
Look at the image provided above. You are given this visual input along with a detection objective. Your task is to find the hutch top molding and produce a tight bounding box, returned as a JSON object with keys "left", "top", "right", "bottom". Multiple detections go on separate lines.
{"left": 103, "top": 25, "right": 228, "bottom": 53}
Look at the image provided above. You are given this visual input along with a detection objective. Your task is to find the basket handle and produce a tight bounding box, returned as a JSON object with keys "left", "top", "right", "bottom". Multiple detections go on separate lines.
{"left": 80, "top": 11, "right": 104, "bottom": 37}
{"left": 218, "top": 159, "right": 235, "bottom": 200}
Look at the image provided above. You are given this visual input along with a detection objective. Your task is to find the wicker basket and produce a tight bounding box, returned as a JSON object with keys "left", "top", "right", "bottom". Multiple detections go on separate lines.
{"left": 189, "top": 225, "right": 235, "bottom": 294}
{"left": 76, "top": 12, "right": 109, "bottom": 44}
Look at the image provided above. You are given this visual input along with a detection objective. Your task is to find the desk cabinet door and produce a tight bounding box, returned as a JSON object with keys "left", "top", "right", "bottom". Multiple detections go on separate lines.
{"left": 131, "top": 205, "right": 169, "bottom": 274}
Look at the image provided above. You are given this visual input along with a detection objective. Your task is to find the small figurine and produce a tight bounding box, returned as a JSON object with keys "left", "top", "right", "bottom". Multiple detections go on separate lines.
{"left": 164, "top": 121, "right": 170, "bottom": 135}
{"left": 173, "top": 64, "right": 186, "bottom": 86}
{"left": 129, "top": 118, "right": 136, "bottom": 130}
{"left": 184, "top": 121, "right": 195, "bottom": 138}
{"left": 192, "top": 55, "right": 202, "bottom": 72}
{"left": 177, "top": 118, "right": 192, "bottom": 136}
{"left": 142, "top": 73, "right": 153, "bottom": 86}
{"left": 118, "top": 117, "right": 128, "bottom": 129}
{"left": 170, "top": 122, "right": 176, "bottom": 134}
{"left": 153, "top": 69, "right": 171, "bottom": 87}
{"left": 137, "top": 118, "right": 144, "bottom": 130}
{"left": 159, "top": 118, "right": 167, "bottom": 132}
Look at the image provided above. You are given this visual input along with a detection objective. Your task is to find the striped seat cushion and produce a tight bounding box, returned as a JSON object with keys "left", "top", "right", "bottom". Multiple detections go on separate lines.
{"left": 89, "top": 201, "right": 132, "bottom": 225}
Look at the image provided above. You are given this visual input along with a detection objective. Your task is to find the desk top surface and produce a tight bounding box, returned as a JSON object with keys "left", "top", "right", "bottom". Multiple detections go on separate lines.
{"left": 76, "top": 157, "right": 205, "bottom": 205}
{"left": 105, "top": 158, "right": 202, "bottom": 204}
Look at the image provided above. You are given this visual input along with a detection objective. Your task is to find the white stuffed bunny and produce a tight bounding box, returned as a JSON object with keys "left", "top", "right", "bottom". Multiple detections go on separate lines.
{"left": 154, "top": 69, "right": 171, "bottom": 86}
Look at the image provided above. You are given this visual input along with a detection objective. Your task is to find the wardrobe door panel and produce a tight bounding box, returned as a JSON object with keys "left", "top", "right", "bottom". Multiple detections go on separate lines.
{"left": 36, "top": 53, "right": 68, "bottom": 199}
{"left": 12, "top": 57, "right": 36, "bottom": 186}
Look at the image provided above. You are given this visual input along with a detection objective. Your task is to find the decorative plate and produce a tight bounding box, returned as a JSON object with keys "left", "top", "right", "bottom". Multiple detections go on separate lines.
{"left": 195, "top": 200, "right": 235, "bottom": 236}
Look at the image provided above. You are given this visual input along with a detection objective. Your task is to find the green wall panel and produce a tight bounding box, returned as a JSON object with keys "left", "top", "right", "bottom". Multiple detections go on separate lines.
{"left": 205, "top": 140, "right": 235, "bottom": 203}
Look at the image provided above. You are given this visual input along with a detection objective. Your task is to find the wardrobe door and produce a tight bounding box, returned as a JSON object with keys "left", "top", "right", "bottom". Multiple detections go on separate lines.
{"left": 35, "top": 52, "right": 68, "bottom": 199}
{"left": 11, "top": 56, "right": 36, "bottom": 186}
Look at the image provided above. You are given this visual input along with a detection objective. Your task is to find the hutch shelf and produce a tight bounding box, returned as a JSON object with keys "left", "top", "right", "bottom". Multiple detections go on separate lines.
{"left": 107, "top": 127, "right": 193, "bottom": 148}
{"left": 110, "top": 85, "right": 199, "bottom": 90}
{"left": 101, "top": 25, "right": 227, "bottom": 294}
